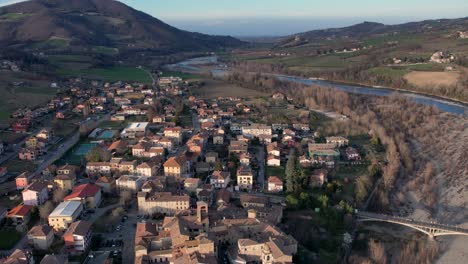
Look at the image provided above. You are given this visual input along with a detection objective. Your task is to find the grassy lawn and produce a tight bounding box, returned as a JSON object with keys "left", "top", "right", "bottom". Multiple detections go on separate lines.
{"left": 334, "top": 165, "right": 367, "bottom": 180}
{"left": 266, "top": 166, "right": 285, "bottom": 178}
{"left": 58, "top": 66, "right": 152, "bottom": 83}
{"left": 160, "top": 70, "right": 203, "bottom": 79}
{"left": 0, "top": 229, "right": 22, "bottom": 250}
{"left": 32, "top": 37, "right": 70, "bottom": 49}
{"left": 3, "top": 159, "right": 36, "bottom": 173}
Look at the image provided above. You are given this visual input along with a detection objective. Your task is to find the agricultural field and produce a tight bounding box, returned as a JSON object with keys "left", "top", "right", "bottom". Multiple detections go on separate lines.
{"left": 0, "top": 12, "right": 31, "bottom": 21}
{"left": 160, "top": 70, "right": 203, "bottom": 80}
{"left": 57, "top": 66, "right": 152, "bottom": 83}
{"left": 191, "top": 79, "right": 267, "bottom": 98}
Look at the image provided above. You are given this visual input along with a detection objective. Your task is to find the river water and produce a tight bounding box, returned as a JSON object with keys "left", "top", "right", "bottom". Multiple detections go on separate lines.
{"left": 167, "top": 56, "right": 468, "bottom": 115}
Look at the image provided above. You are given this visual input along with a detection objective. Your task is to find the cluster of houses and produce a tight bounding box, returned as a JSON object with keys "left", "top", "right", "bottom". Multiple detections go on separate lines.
{"left": 0, "top": 68, "right": 366, "bottom": 264}
{"left": 18, "top": 128, "right": 55, "bottom": 161}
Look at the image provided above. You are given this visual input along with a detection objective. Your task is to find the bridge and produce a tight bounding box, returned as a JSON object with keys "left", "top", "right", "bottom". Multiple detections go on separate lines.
{"left": 356, "top": 211, "right": 468, "bottom": 238}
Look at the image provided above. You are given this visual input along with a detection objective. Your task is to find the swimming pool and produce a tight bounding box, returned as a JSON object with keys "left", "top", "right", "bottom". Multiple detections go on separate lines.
{"left": 98, "top": 130, "right": 115, "bottom": 139}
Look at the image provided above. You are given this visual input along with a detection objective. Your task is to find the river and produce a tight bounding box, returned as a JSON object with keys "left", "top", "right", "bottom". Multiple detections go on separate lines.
{"left": 166, "top": 56, "right": 468, "bottom": 115}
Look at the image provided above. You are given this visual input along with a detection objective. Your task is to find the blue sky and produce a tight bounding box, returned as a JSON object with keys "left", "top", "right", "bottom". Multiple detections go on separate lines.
{"left": 1, "top": 0, "right": 467, "bottom": 36}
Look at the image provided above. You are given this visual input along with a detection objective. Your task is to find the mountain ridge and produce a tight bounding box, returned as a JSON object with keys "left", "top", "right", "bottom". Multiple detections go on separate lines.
{"left": 0, "top": 0, "right": 244, "bottom": 52}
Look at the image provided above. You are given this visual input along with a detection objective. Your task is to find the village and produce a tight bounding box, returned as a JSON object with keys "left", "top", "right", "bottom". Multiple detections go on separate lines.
{"left": 0, "top": 70, "right": 371, "bottom": 264}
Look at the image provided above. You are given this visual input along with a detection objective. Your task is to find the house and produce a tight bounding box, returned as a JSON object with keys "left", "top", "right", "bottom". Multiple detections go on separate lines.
{"left": 272, "top": 92, "right": 285, "bottom": 100}
{"left": 163, "top": 127, "right": 183, "bottom": 144}
{"left": 309, "top": 169, "right": 328, "bottom": 187}
{"left": 57, "top": 164, "right": 78, "bottom": 178}
{"left": 346, "top": 147, "right": 361, "bottom": 160}
{"left": 22, "top": 181, "right": 48, "bottom": 206}
{"left": 213, "top": 133, "right": 224, "bottom": 145}
{"left": 141, "top": 179, "right": 165, "bottom": 193}
{"left": 237, "top": 166, "right": 254, "bottom": 191}
{"left": 229, "top": 141, "right": 248, "bottom": 155}
{"left": 163, "top": 156, "right": 189, "bottom": 178}
{"left": 63, "top": 221, "right": 92, "bottom": 255}
{"left": 27, "top": 225, "right": 54, "bottom": 250}
{"left": 7, "top": 204, "right": 33, "bottom": 226}
{"left": 19, "top": 148, "right": 37, "bottom": 161}
{"left": 16, "top": 172, "right": 31, "bottom": 190}
{"left": 267, "top": 155, "right": 281, "bottom": 167}
{"left": 205, "top": 152, "right": 218, "bottom": 164}
{"left": 48, "top": 201, "right": 83, "bottom": 231}
{"left": 95, "top": 176, "right": 116, "bottom": 194}
{"left": 136, "top": 161, "right": 159, "bottom": 177}
{"left": 64, "top": 184, "right": 102, "bottom": 209}
{"left": 210, "top": 170, "right": 231, "bottom": 189}
{"left": 217, "top": 188, "right": 231, "bottom": 207}
{"left": 240, "top": 194, "right": 268, "bottom": 208}
{"left": 36, "top": 128, "right": 54, "bottom": 141}
{"left": 137, "top": 191, "right": 190, "bottom": 216}
{"left": 116, "top": 175, "right": 145, "bottom": 192}
{"left": 152, "top": 115, "right": 165, "bottom": 123}
{"left": 3, "top": 249, "right": 34, "bottom": 264}
{"left": 107, "top": 140, "right": 128, "bottom": 154}
{"left": 197, "top": 185, "right": 214, "bottom": 206}
{"left": 119, "top": 160, "right": 137, "bottom": 174}
{"left": 54, "top": 174, "right": 75, "bottom": 191}
{"left": 86, "top": 162, "right": 111, "bottom": 175}
{"left": 242, "top": 124, "right": 272, "bottom": 139}
{"left": 239, "top": 153, "right": 251, "bottom": 166}
{"left": 64, "top": 221, "right": 92, "bottom": 254}
{"left": 184, "top": 178, "right": 201, "bottom": 193}
{"left": 267, "top": 176, "right": 284, "bottom": 193}
{"left": 267, "top": 142, "right": 280, "bottom": 157}
{"left": 326, "top": 136, "right": 349, "bottom": 147}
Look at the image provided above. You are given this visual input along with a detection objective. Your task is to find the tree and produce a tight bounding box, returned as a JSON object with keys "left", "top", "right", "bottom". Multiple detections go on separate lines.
{"left": 318, "top": 194, "right": 329, "bottom": 209}
{"left": 214, "top": 161, "right": 223, "bottom": 171}
{"left": 119, "top": 190, "right": 133, "bottom": 206}
{"left": 53, "top": 188, "right": 66, "bottom": 204}
{"left": 86, "top": 146, "right": 102, "bottom": 162}
{"left": 285, "top": 150, "right": 298, "bottom": 193}
{"left": 285, "top": 194, "right": 299, "bottom": 209}
{"left": 39, "top": 201, "right": 54, "bottom": 221}
{"left": 112, "top": 207, "right": 124, "bottom": 217}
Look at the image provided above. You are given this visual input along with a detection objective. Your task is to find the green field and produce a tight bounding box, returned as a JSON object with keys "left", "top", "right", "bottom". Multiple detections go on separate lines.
{"left": 266, "top": 166, "right": 285, "bottom": 178}
{"left": 0, "top": 229, "right": 22, "bottom": 250}
{"left": 58, "top": 66, "right": 152, "bottom": 83}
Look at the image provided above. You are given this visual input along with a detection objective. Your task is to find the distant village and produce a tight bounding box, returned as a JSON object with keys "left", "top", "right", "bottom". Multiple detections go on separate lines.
{"left": 0, "top": 70, "right": 365, "bottom": 264}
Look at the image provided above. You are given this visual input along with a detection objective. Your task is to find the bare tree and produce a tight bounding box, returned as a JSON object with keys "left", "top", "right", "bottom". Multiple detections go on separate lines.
{"left": 53, "top": 188, "right": 66, "bottom": 204}
{"left": 369, "top": 239, "right": 387, "bottom": 264}
{"left": 39, "top": 201, "right": 55, "bottom": 221}
{"left": 119, "top": 190, "right": 133, "bottom": 206}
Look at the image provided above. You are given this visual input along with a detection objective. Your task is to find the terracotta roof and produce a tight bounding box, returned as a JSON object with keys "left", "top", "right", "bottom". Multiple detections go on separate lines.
{"left": 211, "top": 171, "right": 229, "bottom": 180}
{"left": 8, "top": 204, "right": 33, "bottom": 217}
{"left": 268, "top": 176, "right": 283, "bottom": 185}
{"left": 64, "top": 221, "right": 91, "bottom": 237}
{"left": 64, "top": 183, "right": 100, "bottom": 200}
{"left": 28, "top": 225, "right": 52, "bottom": 237}
{"left": 96, "top": 176, "right": 114, "bottom": 184}
{"left": 164, "top": 156, "right": 185, "bottom": 168}
{"left": 24, "top": 181, "right": 47, "bottom": 192}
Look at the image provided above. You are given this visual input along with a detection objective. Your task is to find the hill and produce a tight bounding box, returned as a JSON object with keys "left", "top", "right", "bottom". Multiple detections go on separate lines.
{"left": 283, "top": 18, "right": 468, "bottom": 43}
{"left": 0, "top": 0, "right": 243, "bottom": 52}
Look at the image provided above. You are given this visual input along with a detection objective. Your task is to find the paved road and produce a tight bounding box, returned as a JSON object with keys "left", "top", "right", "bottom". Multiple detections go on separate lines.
{"left": 254, "top": 146, "right": 265, "bottom": 190}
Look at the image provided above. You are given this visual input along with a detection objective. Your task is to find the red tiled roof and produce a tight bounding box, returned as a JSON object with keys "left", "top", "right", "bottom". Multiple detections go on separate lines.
{"left": 8, "top": 204, "right": 33, "bottom": 217}
{"left": 64, "top": 183, "right": 100, "bottom": 200}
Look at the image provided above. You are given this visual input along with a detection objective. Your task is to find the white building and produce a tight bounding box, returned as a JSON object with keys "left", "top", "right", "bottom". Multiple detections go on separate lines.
{"left": 121, "top": 122, "right": 149, "bottom": 139}
{"left": 116, "top": 175, "right": 145, "bottom": 192}
{"left": 210, "top": 171, "right": 231, "bottom": 189}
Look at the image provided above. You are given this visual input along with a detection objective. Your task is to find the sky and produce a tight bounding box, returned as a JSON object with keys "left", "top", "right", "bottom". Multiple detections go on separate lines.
{"left": 1, "top": 0, "right": 467, "bottom": 36}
